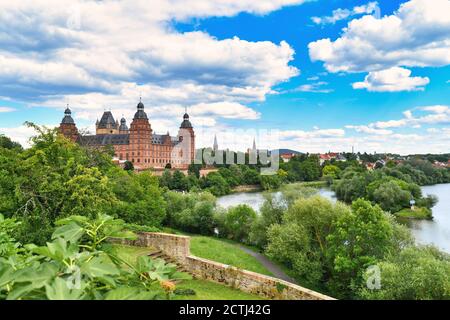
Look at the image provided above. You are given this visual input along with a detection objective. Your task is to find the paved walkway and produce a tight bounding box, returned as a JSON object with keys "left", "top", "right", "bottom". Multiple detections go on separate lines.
{"left": 237, "top": 245, "right": 298, "bottom": 284}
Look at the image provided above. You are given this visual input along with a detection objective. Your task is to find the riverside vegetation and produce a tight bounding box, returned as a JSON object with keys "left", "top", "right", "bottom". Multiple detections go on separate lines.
{"left": 0, "top": 126, "right": 449, "bottom": 300}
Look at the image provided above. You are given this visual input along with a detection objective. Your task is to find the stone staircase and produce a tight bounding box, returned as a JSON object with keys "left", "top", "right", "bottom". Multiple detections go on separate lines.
{"left": 147, "top": 250, "right": 191, "bottom": 278}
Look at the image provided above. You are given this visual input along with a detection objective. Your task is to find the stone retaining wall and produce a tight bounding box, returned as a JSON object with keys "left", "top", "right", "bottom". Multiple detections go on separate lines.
{"left": 121, "top": 232, "right": 335, "bottom": 300}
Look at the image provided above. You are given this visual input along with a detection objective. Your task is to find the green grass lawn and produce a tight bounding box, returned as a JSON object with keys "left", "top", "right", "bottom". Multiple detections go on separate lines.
{"left": 189, "top": 235, "right": 273, "bottom": 276}
{"left": 174, "top": 279, "right": 264, "bottom": 300}
{"left": 111, "top": 244, "right": 264, "bottom": 300}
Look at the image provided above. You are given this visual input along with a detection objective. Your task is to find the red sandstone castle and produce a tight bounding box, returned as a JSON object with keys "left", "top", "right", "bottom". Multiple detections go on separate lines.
{"left": 59, "top": 100, "right": 195, "bottom": 170}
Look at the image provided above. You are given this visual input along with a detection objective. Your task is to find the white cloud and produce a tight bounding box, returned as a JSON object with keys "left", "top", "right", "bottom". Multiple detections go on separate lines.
{"left": 0, "top": 0, "right": 302, "bottom": 121}
{"left": 352, "top": 67, "right": 430, "bottom": 92}
{"left": 312, "top": 1, "right": 379, "bottom": 25}
{"left": 347, "top": 105, "right": 450, "bottom": 136}
{"left": 308, "top": 0, "right": 450, "bottom": 73}
{"left": 0, "top": 124, "right": 57, "bottom": 148}
{"left": 293, "top": 81, "right": 333, "bottom": 93}
{"left": 345, "top": 125, "right": 393, "bottom": 135}
{"left": 0, "top": 106, "right": 16, "bottom": 112}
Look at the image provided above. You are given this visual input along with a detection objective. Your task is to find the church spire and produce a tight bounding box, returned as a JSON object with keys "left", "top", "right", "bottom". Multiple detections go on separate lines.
{"left": 213, "top": 134, "right": 218, "bottom": 152}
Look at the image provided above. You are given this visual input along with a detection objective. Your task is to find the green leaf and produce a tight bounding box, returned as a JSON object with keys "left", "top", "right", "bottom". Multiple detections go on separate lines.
{"left": 0, "top": 263, "right": 14, "bottom": 288}
{"left": 52, "top": 222, "right": 84, "bottom": 243}
{"left": 105, "top": 287, "right": 157, "bottom": 300}
{"left": 80, "top": 254, "right": 120, "bottom": 278}
{"left": 45, "top": 277, "right": 83, "bottom": 300}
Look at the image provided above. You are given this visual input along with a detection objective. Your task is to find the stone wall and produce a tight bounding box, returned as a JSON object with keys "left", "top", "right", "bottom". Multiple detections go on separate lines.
{"left": 121, "top": 232, "right": 335, "bottom": 300}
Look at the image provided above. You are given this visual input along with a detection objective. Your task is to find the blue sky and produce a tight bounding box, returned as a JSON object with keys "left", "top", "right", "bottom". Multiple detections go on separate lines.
{"left": 0, "top": 0, "right": 449, "bottom": 154}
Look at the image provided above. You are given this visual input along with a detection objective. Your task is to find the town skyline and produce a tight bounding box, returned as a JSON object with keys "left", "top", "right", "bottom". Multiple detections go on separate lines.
{"left": 0, "top": 0, "right": 449, "bottom": 154}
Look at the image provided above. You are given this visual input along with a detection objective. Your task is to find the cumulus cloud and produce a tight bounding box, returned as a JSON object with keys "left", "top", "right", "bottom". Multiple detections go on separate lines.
{"left": 347, "top": 105, "right": 450, "bottom": 135}
{"left": 352, "top": 67, "right": 430, "bottom": 92}
{"left": 0, "top": 0, "right": 302, "bottom": 120}
{"left": 312, "top": 1, "right": 379, "bottom": 25}
{"left": 0, "top": 124, "right": 57, "bottom": 148}
{"left": 308, "top": 0, "right": 450, "bottom": 73}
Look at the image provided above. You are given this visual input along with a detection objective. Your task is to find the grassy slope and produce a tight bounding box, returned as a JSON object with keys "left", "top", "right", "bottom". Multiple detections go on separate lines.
{"left": 188, "top": 235, "right": 273, "bottom": 276}
{"left": 112, "top": 244, "right": 264, "bottom": 300}
{"left": 395, "top": 207, "right": 432, "bottom": 219}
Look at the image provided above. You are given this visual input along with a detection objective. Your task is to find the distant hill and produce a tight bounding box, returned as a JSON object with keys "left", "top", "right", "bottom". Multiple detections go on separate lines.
{"left": 272, "top": 148, "right": 304, "bottom": 155}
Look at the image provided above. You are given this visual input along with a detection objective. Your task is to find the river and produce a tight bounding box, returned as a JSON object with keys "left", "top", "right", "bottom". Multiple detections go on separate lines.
{"left": 217, "top": 184, "right": 450, "bottom": 253}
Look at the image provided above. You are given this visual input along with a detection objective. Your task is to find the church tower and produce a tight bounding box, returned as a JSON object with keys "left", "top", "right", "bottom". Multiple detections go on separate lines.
{"left": 58, "top": 105, "right": 79, "bottom": 142}
{"left": 129, "top": 99, "right": 152, "bottom": 166}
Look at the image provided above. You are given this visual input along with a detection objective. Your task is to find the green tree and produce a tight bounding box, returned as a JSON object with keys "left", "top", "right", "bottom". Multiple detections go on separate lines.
{"left": 326, "top": 199, "right": 394, "bottom": 298}
{"left": 322, "top": 165, "right": 341, "bottom": 179}
{"left": 358, "top": 246, "right": 450, "bottom": 300}
{"left": 221, "top": 205, "right": 257, "bottom": 243}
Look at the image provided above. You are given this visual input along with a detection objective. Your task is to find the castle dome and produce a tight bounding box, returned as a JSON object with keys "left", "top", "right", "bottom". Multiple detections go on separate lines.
{"left": 61, "top": 105, "right": 75, "bottom": 124}
{"left": 134, "top": 99, "right": 148, "bottom": 120}
{"left": 180, "top": 112, "right": 192, "bottom": 128}
{"left": 119, "top": 117, "right": 128, "bottom": 131}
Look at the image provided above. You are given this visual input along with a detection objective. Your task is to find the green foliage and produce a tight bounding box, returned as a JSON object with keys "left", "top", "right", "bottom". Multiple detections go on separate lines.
{"left": 201, "top": 172, "right": 230, "bottom": 196}
{"left": 358, "top": 246, "right": 450, "bottom": 300}
{"left": 326, "top": 199, "right": 395, "bottom": 298}
{"left": 0, "top": 214, "right": 191, "bottom": 300}
{"left": 220, "top": 205, "right": 257, "bottom": 243}
{"left": 260, "top": 174, "right": 282, "bottom": 190}
{"left": 322, "top": 165, "right": 341, "bottom": 179}
{"left": 0, "top": 215, "right": 20, "bottom": 257}
{"left": 164, "top": 191, "right": 217, "bottom": 235}
{"left": 333, "top": 164, "right": 440, "bottom": 215}
{"left": 266, "top": 197, "right": 349, "bottom": 288}
{"left": 0, "top": 135, "right": 22, "bottom": 150}
{"left": 111, "top": 171, "right": 166, "bottom": 227}
{"left": 123, "top": 161, "right": 134, "bottom": 171}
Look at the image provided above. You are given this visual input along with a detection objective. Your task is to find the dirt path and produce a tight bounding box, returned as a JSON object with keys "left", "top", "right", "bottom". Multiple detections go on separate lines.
{"left": 237, "top": 245, "right": 298, "bottom": 284}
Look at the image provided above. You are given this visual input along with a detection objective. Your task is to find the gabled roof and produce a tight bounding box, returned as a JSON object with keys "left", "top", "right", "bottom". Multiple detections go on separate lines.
{"left": 78, "top": 134, "right": 130, "bottom": 146}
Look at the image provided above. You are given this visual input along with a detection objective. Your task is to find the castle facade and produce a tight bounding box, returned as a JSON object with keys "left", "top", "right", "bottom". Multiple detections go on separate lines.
{"left": 59, "top": 100, "right": 195, "bottom": 170}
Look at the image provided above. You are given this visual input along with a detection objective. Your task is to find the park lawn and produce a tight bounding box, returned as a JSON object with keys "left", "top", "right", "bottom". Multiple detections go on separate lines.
{"left": 112, "top": 244, "right": 265, "bottom": 300}
{"left": 189, "top": 235, "right": 273, "bottom": 276}
{"left": 174, "top": 279, "right": 264, "bottom": 300}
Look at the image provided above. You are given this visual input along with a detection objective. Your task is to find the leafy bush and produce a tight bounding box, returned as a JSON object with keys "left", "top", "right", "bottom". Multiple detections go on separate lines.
{"left": 358, "top": 246, "right": 450, "bottom": 300}
{"left": 164, "top": 191, "right": 217, "bottom": 235}
{"left": 220, "top": 205, "right": 257, "bottom": 243}
{"left": 0, "top": 214, "right": 190, "bottom": 300}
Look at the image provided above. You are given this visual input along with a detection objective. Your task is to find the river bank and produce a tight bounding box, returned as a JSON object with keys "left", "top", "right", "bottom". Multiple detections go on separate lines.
{"left": 217, "top": 183, "right": 450, "bottom": 253}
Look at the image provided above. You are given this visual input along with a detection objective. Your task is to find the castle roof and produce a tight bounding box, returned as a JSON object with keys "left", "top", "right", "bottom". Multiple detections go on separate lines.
{"left": 78, "top": 134, "right": 130, "bottom": 146}
{"left": 119, "top": 117, "right": 128, "bottom": 131}
{"left": 180, "top": 113, "right": 192, "bottom": 128}
{"left": 61, "top": 106, "right": 75, "bottom": 124}
{"left": 97, "top": 111, "right": 116, "bottom": 128}
{"left": 134, "top": 100, "right": 148, "bottom": 120}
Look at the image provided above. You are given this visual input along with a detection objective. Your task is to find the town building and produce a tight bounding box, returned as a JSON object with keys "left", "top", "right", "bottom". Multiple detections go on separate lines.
{"left": 59, "top": 100, "right": 195, "bottom": 170}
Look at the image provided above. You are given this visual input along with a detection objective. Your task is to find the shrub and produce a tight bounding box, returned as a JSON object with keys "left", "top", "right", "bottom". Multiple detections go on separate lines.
{"left": 220, "top": 205, "right": 257, "bottom": 243}
{"left": 358, "top": 246, "right": 450, "bottom": 300}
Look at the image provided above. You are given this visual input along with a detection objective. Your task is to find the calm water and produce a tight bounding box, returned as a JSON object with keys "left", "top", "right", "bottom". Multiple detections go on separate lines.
{"left": 217, "top": 184, "right": 450, "bottom": 252}
{"left": 406, "top": 184, "right": 450, "bottom": 252}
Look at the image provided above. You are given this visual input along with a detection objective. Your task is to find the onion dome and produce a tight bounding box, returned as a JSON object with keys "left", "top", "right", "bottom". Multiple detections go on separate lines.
{"left": 133, "top": 99, "right": 148, "bottom": 120}
{"left": 61, "top": 106, "right": 75, "bottom": 124}
{"left": 119, "top": 117, "right": 128, "bottom": 131}
{"left": 180, "top": 111, "right": 192, "bottom": 128}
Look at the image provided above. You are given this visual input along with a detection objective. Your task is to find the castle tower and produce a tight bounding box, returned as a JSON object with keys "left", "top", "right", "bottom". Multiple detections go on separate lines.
{"left": 58, "top": 105, "right": 79, "bottom": 142}
{"left": 177, "top": 109, "right": 195, "bottom": 167}
{"left": 119, "top": 117, "right": 129, "bottom": 134}
{"left": 96, "top": 110, "right": 119, "bottom": 135}
{"left": 129, "top": 99, "right": 152, "bottom": 167}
